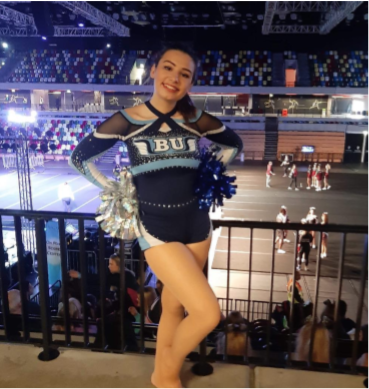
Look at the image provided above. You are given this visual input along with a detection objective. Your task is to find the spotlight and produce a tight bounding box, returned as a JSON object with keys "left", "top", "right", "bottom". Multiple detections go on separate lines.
{"left": 106, "top": 43, "right": 111, "bottom": 48}
{"left": 67, "top": 90, "right": 71, "bottom": 93}
{"left": 41, "top": 36, "right": 47, "bottom": 40}
{"left": 2, "top": 42, "right": 8, "bottom": 49}
{"left": 1, "top": 62, "right": 4, "bottom": 65}
{"left": 78, "top": 23, "right": 84, "bottom": 27}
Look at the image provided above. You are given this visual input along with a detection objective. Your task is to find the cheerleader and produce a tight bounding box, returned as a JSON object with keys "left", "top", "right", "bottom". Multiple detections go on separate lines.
{"left": 288, "top": 164, "right": 299, "bottom": 191}
{"left": 323, "top": 163, "right": 331, "bottom": 190}
{"left": 266, "top": 161, "right": 275, "bottom": 188}
{"left": 321, "top": 212, "right": 329, "bottom": 258}
{"left": 306, "top": 165, "right": 312, "bottom": 190}
{"left": 311, "top": 163, "right": 317, "bottom": 188}
{"left": 315, "top": 164, "right": 323, "bottom": 191}
{"left": 306, "top": 206, "right": 318, "bottom": 248}
{"left": 281, "top": 155, "right": 290, "bottom": 177}
{"left": 296, "top": 219, "right": 313, "bottom": 271}
{"left": 275, "top": 205, "right": 290, "bottom": 254}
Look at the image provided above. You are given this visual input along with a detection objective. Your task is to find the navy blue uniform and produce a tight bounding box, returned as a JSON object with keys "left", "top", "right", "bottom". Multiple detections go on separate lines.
{"left": 69, "top": 102, "right": 243, "bottom": 251}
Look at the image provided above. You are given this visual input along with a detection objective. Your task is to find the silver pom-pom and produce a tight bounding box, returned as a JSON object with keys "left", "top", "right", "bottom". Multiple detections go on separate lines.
{"left": 95, "top": 167, "right": 140, "bottom": 240}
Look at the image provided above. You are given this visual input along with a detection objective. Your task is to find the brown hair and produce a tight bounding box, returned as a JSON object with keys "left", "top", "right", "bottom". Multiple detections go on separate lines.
{"left": 151, "top": 43, "right": 198, "bottom": 122}
{"left": 109, "top": 253, "right": 120, "bottom": 268}
{"left": 321, "top": 212, "right": 329, "bottom": 224}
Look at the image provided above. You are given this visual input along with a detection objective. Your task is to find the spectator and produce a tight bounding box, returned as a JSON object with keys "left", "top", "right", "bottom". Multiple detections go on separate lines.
{"left": 281, "top": 155, "right": 290, "bottom": 177}
{"left": 128, "top": 287, "right": 158, "bottom": 334}
{"left": 306, "top": 207, "right": 318, "bottom": 248}
{"left": 338, "top": 300, "right": 356, "bottom": 334}
{"left": 287, "top": 271, "right": 304, "bottom": 304}
{"left": 216, "top": 311, "right": 247, "bottom": 357}
{"left": 296, "top": 319, "right": 330, "bottom": 363}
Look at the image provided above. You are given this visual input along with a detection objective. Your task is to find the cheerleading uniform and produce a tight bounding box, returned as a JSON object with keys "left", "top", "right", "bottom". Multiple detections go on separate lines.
{"left": 69, "top": 101, "right": 243, "bottom": 251}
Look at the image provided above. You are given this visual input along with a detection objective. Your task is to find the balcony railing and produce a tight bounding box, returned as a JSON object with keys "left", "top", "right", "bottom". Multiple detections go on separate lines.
{"left": 0, "top": 209, "right": 367, "bottom": 375}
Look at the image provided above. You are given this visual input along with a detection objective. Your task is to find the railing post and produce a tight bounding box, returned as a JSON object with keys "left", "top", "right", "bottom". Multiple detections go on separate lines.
{"left": 266, "top": 229, "right": 276, "bottom": 364}
{"left": 98, "top": 226, "right": 108, "bottom": 350}
{"left": 14, "top": 215, "right": 29, "bottom": 342}
{"left": 58, "top": 217, "right": 71, "bottom": 346}
{"left": 351, "top": 235, "right": 368, "bottom": 373}
{"left": 0, "top": 216, "right": 11, "bottom": 339}
{"left": 119, "top": 239, "right": 127, "bottom": 352}
{"left": 78, "top": 219, "right": 89, "bottom": 347}
{"left": 191, "top": 256, "right": 213, "bottom": 376}
{"left": 35, "top": 218, "right": 60, "bottom": 361}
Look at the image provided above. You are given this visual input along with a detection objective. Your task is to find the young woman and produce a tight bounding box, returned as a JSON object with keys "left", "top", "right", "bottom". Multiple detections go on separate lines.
{"left": 288, "top": 164, "right": 299, "bottom": 191}
{"left": 281, "top": 155, "right": 290, "bottom": 177}
{"left": 266, "top": 161, "right": 275, "bottom": 188}
{"left": 316, "top": 164, "right": 323, "bottom": 191}
{"left": 69, "top": 44, "right": 243, "bottom": 388}
{"left": 323, "top": 163, "right": 331, "bottom": 190}
{"left": 311, "top": 163, "right": 317, "bottom": 188}
{"left": 306, "top": 207, "right": 318, "bottom": 249}
{"left": 321, "top": 212, "right": 329, "bottom": 258}
{"left": 306, "top": 165, "right": 312, "bottom": 190}
{"left": 275, "top": 206, "right": 290, "bottom": 254}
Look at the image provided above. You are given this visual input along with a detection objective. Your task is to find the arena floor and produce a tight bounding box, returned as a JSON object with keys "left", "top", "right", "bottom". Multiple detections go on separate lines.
{"left": 0, "top": 159, "right": 367, "bottom": 322}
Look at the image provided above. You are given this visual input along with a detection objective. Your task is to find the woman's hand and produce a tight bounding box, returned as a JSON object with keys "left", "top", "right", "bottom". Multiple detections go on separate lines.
{"left": 68, "top": 270, "right": 81, "bottom": 279}
{"left": 128, "top": 306, "right": 138, "bottom": 316}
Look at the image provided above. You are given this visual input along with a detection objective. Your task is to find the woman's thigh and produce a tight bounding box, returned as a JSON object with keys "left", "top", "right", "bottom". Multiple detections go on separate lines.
{"left": 145, "top": 242, "right": 219, "bottom": 315}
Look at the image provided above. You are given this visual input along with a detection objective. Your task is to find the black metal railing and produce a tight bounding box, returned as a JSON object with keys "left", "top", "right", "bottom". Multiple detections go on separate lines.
{"left": 0, "top": 209, "right": 367, "bottom": 376}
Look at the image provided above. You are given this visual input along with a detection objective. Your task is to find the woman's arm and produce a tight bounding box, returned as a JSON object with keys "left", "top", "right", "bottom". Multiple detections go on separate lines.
{"left": 68, "top": 111, "right": 129, "bottom": 189}
{"left": 196, "top": 111, "right": 244, "bottom": 166}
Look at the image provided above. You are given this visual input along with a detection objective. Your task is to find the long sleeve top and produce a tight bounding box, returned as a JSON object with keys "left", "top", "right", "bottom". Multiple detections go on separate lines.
{"left": 68, "top": 107, "right": 243, "bottom": 205}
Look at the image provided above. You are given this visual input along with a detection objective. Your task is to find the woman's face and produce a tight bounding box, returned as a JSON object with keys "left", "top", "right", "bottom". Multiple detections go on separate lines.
{"left": 108, "top": 259, "right": 119, "bottom": 274}
{"left": 150, "top": 49, "right": 195, "bottom": 103}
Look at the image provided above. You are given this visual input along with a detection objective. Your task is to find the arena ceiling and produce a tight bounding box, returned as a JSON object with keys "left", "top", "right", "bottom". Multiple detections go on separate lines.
{"left": 0, "top": 1, "right": 366, "bottom": 38}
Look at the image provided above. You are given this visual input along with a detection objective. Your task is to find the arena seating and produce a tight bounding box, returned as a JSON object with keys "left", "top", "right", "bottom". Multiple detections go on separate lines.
{"left": 283, "top": 51, "right": 297, "bottom": 60}
{"left": 0, "top": 118, "right": 100, "bottom": 156}
{"left": 196, "top": 50, "right": 272, "bottom": 86}
{"left": 8, "top": 49, "right": 127, "bottom": 84}
{"left": 309, "top": 51, "right": 368, "bottom": 87}
{"left": 277, "top": 131, "right": 345, "bottom": 162}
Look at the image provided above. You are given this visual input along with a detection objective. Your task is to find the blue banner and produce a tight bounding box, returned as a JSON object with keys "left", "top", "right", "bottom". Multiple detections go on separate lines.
{"left": 45, "top": 220, "right": 61, "bottom": 286}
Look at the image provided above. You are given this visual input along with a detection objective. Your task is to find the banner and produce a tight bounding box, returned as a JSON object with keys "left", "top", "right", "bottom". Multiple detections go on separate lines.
{"left": 45, "top": 220, "right": 61, "bottom": 287}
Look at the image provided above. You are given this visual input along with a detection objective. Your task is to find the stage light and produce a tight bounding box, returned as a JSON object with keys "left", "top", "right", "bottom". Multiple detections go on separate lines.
{"left": 67, "top": 90, "right": 71, "bottom": 93}
{"left": 1, "top": 62, "right": 4, "bottom": 65}
{"left": 106, "top": 43, "right": 111, "bottom": 48}
{"left": 11, "top": 89, "right": 15, "bottom": 92}
{"left": 363, "top": 131, "right": 368, "bottom": 135}
{"left": 2, "top": 42, "right": 8, "bottom": 49}
{"left": 41, "top": 36, "right": 47, "bottom": 40}
{"left": 8, "top": 110, "right": 37, "bottom": 124}
{"left": 78, "top": 23, "right": 84, "bottom": 27}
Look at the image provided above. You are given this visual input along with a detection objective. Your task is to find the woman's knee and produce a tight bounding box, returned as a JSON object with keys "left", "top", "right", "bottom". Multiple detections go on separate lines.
{"left": 162, "top": 286, "right": 184, "bottom": 316}
{"left": 188, "top": 297, "right": 221, "bottom": 329}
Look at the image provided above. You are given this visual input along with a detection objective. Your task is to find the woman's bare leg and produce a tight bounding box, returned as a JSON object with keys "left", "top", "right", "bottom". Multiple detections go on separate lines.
{"left": 151, "top": 237, "right": 211, "bottom": 386}
{"left": 147, "top": 239, "right": 219, "bottom": 388}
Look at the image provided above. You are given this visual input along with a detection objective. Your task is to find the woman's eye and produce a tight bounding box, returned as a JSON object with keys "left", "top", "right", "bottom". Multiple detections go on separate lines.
{"left": 164, "top": 66, "right": 172, "bottom": 71}
{"left": 182, "top": 73, "right": 190, "bottom": 78}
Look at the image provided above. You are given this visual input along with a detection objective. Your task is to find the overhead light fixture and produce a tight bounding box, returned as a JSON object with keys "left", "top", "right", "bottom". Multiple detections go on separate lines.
{"left": 106, "top": 43, "right": 111, "bottom": 48}
{"left": 78, "top": 23, "right": 84, "bottom": 27}
{"left": 41, "top": 36, "right": 47, "bottom": 40}
{"left": 11, "top": 89, "right": 15, "bottom": 92}
{"left": 67, "top": 90, "right": 71, "bottom": 93}
{"left": 1, "top": 62, "right": 4, "bottom": 65}
{"left": 2, "top": 42, "right": 8, "bottom": 49}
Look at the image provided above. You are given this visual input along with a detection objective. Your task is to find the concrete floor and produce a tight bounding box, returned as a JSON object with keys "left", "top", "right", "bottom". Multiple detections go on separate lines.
{"left": 0, "top": 343, "right": 365, "bottom": 388}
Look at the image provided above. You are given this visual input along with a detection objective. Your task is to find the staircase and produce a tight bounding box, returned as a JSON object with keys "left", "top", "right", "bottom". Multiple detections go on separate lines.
{"left": 120, "top": 51, "right": 137, "bottom": 84}
{"left": 97, "top": 142, "right": 122, "bottom": 164}
{"left": 264, "top": 117, "right": 279, "bottom": 161}
{"left": 296, "top": 53, "right": 311, "bottom": 86}
{"left": 271, "top": 53, "right": 284, "bottom": 86}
